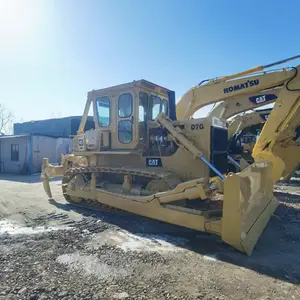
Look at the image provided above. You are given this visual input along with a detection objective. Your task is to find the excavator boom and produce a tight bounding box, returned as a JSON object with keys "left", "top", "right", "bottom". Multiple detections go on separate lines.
{"left": 177, "top": 55, "right": 300, "bottom": 120}
{"left": 207, "top": 89, "right": 278, "bottom": 121}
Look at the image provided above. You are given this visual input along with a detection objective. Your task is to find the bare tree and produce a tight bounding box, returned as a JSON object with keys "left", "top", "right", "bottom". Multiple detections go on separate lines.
{"left": 0, "top": 104, "right": 13, "bottom": 135}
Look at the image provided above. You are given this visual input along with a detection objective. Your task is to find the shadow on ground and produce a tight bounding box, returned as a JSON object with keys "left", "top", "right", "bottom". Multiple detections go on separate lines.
{"left": 0, "top": 174, "right": 61, "bottom": 184}
{"left": 48, "top": 190, "right": 300, "bottom": 285}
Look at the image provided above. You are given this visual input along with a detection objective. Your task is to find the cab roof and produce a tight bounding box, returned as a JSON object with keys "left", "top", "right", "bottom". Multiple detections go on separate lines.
{"left": 88, "top": 79, "right": 172, "bottom": 97}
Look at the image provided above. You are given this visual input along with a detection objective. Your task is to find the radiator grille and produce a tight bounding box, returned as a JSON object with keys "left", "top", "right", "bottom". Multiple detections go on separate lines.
{"left": 210, "top": 127, "right": 228, "bottom": 176}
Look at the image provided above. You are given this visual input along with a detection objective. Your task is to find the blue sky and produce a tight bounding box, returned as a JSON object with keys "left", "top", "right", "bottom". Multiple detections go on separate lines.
{"left": 0, "top": 0, "right": 300, "bottom": 125}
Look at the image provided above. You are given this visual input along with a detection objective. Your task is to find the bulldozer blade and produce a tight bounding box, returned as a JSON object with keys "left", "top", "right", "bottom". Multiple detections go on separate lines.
{"left": 42, "top": 175, "right": 52, "bottom": 199}
{"left": 221, "top": 161, "right": 278, "bottom": 255}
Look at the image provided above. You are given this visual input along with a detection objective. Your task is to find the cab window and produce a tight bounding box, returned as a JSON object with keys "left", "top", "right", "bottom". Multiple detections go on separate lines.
{"left": 118, "top": 93, "right": 132, "bottom": 118}
{"left": 118, "top": 120, "right": 132, "bottom": 144}
{"left": 139, "top": 92, "right": 148, "bottom": 141}
{"left": 150, "top": 95, "right": 161, "bottom": 120}
{"left": 96, "top": 96, "right": 110, "bottom": 127}
{"left": 139, "top": 92, "right": 148, "bottom": 122}
{"left": 162, "top": 99, "right": 168, "bottom": 115}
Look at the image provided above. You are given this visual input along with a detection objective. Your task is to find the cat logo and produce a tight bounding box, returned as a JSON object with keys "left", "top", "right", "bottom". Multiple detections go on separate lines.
{"left": 249, "top": 94, "right": 278, "bottom": 105}
{"left": 255, "top": 95, "right": 267, "bottom": 104}
{"left": 146, "top": 158, "right": 162, "bottom": 167}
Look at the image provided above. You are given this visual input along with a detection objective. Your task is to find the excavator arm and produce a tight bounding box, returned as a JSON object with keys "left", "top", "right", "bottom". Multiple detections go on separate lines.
{"left": 176, "top": 55, "right": 300, "bottom": 120}
{"left": 252, "top": 65, "right": 300, "bottom": 181}
{"left": 207, "top": 89, "right": 278, "bottom": 121}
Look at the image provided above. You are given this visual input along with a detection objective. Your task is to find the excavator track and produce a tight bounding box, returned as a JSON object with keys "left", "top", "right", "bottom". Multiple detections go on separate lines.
{"left": 61, "top": 166, "right": 182, "bottom": 213}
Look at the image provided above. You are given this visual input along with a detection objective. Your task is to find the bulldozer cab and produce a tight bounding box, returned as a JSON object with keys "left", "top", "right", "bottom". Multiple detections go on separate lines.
{"left": 82, "top": 80, "right": 176, "bottom": 152}
{"left": 74, "top": 80, "right": 229, "bottom": 180}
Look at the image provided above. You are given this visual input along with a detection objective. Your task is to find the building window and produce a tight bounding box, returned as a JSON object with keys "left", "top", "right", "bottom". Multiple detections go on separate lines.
{"left": 96, "top": 96, "right": 110, "bottom": 127}
{"left": 118, "top": 93, "right": 133, "bottom": 118}
{"left": 11, "top": 144, "right": 19, "bottom": 161}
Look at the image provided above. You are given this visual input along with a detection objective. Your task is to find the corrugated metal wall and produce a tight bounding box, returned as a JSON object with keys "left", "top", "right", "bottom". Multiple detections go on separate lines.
{"left": 32, "top": 136, "right": 57, "bottom": 173}
{"left": 55, "top": 137, "right": 71, "bottom": 163}
{"left": 14, "top": 117, "right": 74, "bottom": 137}
{"left": 14, "top": 116, "right": 95, "bottom": 137}
{"left": 31, "top": 136, "right": 71, "bottom": 173}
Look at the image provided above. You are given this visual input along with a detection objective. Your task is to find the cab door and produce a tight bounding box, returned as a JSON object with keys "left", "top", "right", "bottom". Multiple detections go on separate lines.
{"left": 114, "top": 91, "right": 138, "bottom": 150}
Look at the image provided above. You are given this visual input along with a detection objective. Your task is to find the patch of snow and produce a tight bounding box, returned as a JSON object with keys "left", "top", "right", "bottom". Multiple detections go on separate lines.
{"left": 203, "top": 253, "right": 218, "bottom": 261}
{"left": 0, "top": 219, "right": 67, "bottom": 235}
{"left": 290, "top": 177, "right": 300, "bottom": 181}
{"left": 88, "top": 229, "right": 188, "bottom": 253}
{"left": 113, "top": 292, "right": 129, "bottom": 299}
{"left": 57, "top": 253, "right": 127, "bottom": 279}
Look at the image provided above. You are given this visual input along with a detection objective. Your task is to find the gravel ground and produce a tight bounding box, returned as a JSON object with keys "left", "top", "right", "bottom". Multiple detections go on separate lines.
{"left": 0, "top": 174, "right": 300, "bottom": 300}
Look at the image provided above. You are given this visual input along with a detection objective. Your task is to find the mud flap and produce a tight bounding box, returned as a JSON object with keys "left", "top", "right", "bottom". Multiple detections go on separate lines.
{"left": 221, "top": 161, "right": 278, "bottom": 255}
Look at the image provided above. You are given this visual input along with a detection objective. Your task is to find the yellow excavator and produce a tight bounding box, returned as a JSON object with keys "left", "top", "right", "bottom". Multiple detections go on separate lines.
{"left": 227, "top": 108, "right": 272, "bottom": 169}
{"left": 176, "top": 67, "right": 280, "bottom": 172}
{"left": 205, "top": 91, "right": 276, "bottom": 171}
{"left": 175, "top": 59, "right": 296, "bottom": 175}
{"left": 228, "top": 108, "right": 271, "bottom": 140}
{"left": 41, "top": 55, "right": 300, "bottom": 255}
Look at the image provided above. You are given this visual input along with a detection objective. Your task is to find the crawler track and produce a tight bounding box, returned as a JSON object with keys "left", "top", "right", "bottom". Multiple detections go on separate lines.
{"left": 61, "top": 166, "right": 182, "bottom": 213}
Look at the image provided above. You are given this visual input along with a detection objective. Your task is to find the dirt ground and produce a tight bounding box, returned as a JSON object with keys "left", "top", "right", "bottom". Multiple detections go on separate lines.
{"left": 0, "top": 174, "right": 300, "bottom": 300}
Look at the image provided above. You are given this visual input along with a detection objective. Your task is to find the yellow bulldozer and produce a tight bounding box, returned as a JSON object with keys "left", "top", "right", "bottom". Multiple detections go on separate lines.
{"left": 42, "top": 55, "right": 300, "bottom": 255}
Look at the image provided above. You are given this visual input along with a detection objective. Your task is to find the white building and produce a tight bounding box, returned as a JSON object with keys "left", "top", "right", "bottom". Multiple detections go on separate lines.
{"left": 0, "top": 134, "right": 70, "bottom": 174}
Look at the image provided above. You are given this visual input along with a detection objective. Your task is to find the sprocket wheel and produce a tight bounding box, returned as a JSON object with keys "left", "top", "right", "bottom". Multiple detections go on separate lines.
{"left": 146, "top": 179, "right": 170, "bottom": 194}
{"left": 62, "top": 173, "right": 87, "bottom": 203}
